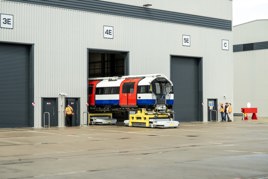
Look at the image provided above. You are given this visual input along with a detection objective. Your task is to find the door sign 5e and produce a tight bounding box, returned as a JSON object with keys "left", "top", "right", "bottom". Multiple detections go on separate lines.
{"left": 182, "top": 35, "right": 191, "bottom": 47}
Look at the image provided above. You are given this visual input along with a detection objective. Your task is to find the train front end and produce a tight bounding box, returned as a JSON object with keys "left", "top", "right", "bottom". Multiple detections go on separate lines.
{"left": 128, "top": 74, "right": 179, "bottom": 128}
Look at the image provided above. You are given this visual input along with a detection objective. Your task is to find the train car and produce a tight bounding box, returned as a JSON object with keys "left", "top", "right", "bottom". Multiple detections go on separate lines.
{"left": 88, "top": 74, "right": 174, "bottom": 112}
{"left": 88, "top": 74, "right": 178, "bottom": 128}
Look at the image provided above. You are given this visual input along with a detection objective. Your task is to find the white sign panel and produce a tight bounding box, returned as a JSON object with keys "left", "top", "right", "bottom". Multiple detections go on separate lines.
{"left": 222, "top": 39, "right": 229, "bottom": 50}
{"left": 182, "top": 35, "right": 191, "bottom": 47}
{"left": 103, "top": 25, "right": 114, "bottom": 39}
{"left": 0, "top": 14, "right": 14, "bottom": 29}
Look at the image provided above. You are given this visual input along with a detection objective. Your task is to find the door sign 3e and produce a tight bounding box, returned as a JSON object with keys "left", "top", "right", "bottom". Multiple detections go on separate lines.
{"left": 103, "top": 25, "right": 114, "bottom": 39}
{"left": 0, "top": 14, "right": 14, "bottom": 29}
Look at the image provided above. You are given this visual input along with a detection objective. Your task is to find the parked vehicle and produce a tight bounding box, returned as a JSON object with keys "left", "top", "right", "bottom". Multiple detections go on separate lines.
{"left": 88, "top": 74, "right": 179, "bottom": 128}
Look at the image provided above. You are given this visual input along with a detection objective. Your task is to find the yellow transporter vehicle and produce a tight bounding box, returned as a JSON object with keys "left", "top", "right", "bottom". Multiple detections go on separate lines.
{"left": 124, "top": 108, "right": 179, "bottom": 128}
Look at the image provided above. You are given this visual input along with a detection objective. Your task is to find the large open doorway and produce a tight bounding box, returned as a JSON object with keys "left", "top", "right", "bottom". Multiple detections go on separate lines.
{"left": 88, "top": 50, "right": 129, "bottom": 78}
{"left": 87, "top": 49, "right": 129, "bottom": 122}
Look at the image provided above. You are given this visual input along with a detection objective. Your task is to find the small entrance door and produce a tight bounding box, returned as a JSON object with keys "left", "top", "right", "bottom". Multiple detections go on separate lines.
{"left": 119, "top": 78, "right": 141, "bottom": 107}
{"left": 65, "top": 98, "right": 80, "bottom": 126}
{"left": 42, "top": 98, "right": 58, "bottom": 127}
{"left": 207, "top": 98, "right": 218, "bottom": 121}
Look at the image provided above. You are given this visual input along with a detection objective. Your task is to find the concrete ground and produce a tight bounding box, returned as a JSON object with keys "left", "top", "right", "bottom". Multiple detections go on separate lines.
{"left": 0, "top": 117, "right": 268, "bottom": 179}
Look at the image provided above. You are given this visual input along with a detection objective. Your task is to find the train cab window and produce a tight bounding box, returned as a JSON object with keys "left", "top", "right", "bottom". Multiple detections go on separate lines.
{"left": 138, "top": 86, "right": 150, "bottom": 93}
{"left": 123, "top": 82, "right": 134, "bottom": 93}
{"left": 154, "top": 83, "right": 161, "bottom": 94}
{"left": 165, "top": 83, "right": 173, "bottom": 94}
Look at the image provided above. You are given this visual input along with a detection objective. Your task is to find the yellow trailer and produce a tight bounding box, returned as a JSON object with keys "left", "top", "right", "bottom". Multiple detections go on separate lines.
{"left": 124, "top": 108, "right": 179, "bottom": 128}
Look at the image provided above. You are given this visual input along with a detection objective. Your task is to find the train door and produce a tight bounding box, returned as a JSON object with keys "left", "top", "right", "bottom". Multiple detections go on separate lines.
{"left": 120, "top": 78, "right": 141, "bottom": 107}
{"left": 88, "top": 80, "right": 100, "bottom": 106}
{"left": 65, "top": 98, "right": 80, "bottom": 126}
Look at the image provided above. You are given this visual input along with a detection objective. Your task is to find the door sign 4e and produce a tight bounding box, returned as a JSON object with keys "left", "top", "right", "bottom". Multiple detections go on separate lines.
{"left": 103, "top": 25, "right": 114, "bottom": 39}
{"left": 0, "top": 14, "right": 14, "bottom": 29}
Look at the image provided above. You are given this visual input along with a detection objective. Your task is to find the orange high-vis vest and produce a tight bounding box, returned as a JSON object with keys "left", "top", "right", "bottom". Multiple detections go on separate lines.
{"left": 66, "top": 106, "right": 73, "bottom": 115}
{"left": 228, "top": 105, "right": 232, "bottom": 113}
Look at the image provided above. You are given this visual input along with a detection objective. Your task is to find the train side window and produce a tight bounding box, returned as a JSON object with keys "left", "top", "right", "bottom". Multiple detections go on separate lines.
{"left": 88, "top": 85, "right": 93, "bottom": 94}
{"left": 96, "top": 88, "right": 104, "bottom": 94}
{"left": 111, "top": 87, "right": 119, "bottom": 94}
{"left": 123, "top": 82, "right": 134, "bottom": 93}
{"left": 138, "top": 86, "right": 150, "bottom": 93}
{"left": 104, "top": 87, "right": 111, "bottom": 94}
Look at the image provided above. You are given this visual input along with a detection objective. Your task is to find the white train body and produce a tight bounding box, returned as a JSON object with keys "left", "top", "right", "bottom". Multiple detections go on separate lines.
{"left": 88, "top": 74, "right": 174, "bottom": 111}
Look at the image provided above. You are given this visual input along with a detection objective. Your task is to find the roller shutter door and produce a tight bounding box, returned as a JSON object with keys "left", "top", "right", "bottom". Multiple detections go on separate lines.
{"left": 171, "top": 56, "right": 203, "bottom": 122}
{"left": 0, "top": 43, "right": 31, "bottom": 127}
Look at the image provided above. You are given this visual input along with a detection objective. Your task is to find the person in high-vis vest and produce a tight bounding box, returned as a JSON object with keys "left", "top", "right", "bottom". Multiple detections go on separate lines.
{"left": 228, "top": 103, "right": 232, "bottom": 122}
{"left": 65, "top": 104, "right": 74, "bottom": 127}
{"left": 219, "top": 103, "right": 225, "bottom": 122}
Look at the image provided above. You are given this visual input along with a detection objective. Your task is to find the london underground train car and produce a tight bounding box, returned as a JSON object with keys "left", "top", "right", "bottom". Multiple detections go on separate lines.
{"left": 88, "top": 74, "right": 174, "bottom": 112}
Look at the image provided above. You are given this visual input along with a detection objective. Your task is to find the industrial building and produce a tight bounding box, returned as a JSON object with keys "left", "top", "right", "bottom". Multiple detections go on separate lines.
{"left": 233, "top": 20, "right": 268, "bottom": 117}
{"left": 0, "top": 0, "right": 233, "bottom": 128}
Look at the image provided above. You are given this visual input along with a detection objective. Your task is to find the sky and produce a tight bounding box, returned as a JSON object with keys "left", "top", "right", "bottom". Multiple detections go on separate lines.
{"left": 233, "top": 0, "right": 268, "bottom": 26}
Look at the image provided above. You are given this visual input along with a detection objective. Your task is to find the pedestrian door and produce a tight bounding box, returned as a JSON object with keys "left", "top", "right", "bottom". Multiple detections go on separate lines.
{"left": 65, "top": 98, "right": 80, "bottom": 126}
{"left": 119, "top": 78, "right": 141, "bottom": 107}
{"left": 42, "top": 98, "right": 58, "bottom": 127}
{"left": 207, "top": 99, "right": 218, "bottom": 121}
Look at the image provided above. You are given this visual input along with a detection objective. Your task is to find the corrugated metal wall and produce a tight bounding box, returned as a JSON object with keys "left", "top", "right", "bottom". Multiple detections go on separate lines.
{"left": 8, "top": 0, "right": 232, "bottom": 30}
{"left": 233, "top": 20, "right": 268, "bottom": 117}
{"left": 0, "top": 0, "right": 233, "bottom": 126}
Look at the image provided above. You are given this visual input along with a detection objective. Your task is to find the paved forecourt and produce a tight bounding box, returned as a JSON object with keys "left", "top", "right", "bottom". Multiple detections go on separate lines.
{"left": 0, "top": 118, "right": 267, "bottom": 179}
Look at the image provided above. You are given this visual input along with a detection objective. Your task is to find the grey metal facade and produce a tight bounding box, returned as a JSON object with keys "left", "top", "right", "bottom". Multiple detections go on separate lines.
{"left": 1, "top": 0, "right": 233, "bottom": 127}
{"left": 8, "top": 0, "right": 232, "bottom": 31}
{"left": 233, "top": 20, "right": 268, "bottom": 117}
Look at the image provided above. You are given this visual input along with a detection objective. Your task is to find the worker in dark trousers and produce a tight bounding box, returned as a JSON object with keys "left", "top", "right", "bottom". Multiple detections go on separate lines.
{"left": 224, "top": 103, "right": 230, "bottom": 122}
{"left": 65, "top": 104, "right": 74, "bottom": 127}
{"left": 219, "top": 103, "right": 225, "bottom": 122}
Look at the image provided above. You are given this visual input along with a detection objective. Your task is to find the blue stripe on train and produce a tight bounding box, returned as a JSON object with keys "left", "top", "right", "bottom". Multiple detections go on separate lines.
{"left": 137, "top": 99, "right": 155, "bottom": 105}
{"left": 138, "top": 99, "right": 174, "bottom": 106}
{"left": 166, "top": 99, "right": 174, "bottom": 105}
{"left": 95, "top": 100, "right": 119, "bottom": 106}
